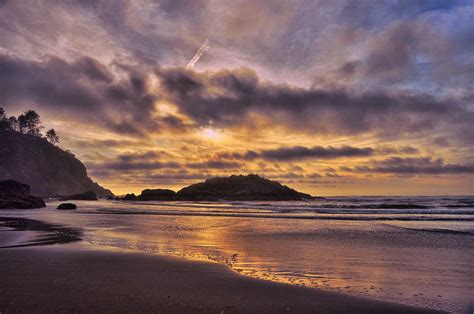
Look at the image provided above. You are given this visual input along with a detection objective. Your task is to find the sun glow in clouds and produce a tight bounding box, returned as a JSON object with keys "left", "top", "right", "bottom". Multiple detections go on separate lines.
{"left": 201, "top": 127, "right": 223, "bottom": 140}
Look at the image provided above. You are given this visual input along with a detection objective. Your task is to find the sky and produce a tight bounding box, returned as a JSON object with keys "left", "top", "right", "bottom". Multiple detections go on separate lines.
{"left": 1, "top": 0, "right": 473, "bottom": 196}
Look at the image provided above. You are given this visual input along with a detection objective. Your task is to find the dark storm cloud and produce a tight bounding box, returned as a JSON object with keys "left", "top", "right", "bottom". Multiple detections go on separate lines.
{"left": 158, "top": 68, "right": 473, "bottom": 137}
{"left": 0, "top": 54, "right": 104, "bottom": 109}
{"left": 346, "top": 157, "right": 474, "bottom": 175}
{"left": 2, "top": 51, "right": 472, "bottom": 143}
{"left": 259, "top": 146, "right": 374, "bottom": 161}
{"left": 214, "top": 145, "right": 422, "bottom": 162}
{"left": 0, "top": 53, "right": 189, "bottom": 136}
{"left": 377, "top": 146, "right": 420, "bottom": 155}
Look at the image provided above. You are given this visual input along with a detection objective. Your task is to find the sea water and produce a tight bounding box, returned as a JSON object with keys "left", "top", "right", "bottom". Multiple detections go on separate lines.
{"left": 2, "top": 196, "right": 473, "bottom": 312}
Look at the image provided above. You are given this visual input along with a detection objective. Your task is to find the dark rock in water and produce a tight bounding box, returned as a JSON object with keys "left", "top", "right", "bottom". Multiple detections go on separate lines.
{"left": 0, "top": 179, "right": 46, "bottom": 209}
{"left": 60, "top": 191, "right": 97, "bottom": 201}
{"left": 0, "top": 130, "right": 113, "bottom": 197}
{"left": 122, "top": 193, "right": 138, "bottom": 201}
{"left": 176, "top": 174, "right": 312, "bottom": 201}
{"left": 57, "top": 203, "right": 77, "bottom": 210}
{"left": 138, "top": 189, "right": 176, "bottom": 200}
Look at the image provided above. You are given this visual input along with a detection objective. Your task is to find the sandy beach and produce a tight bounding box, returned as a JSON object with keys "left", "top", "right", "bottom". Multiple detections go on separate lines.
{"left": 0, "top": 215, "right": 440, "bottom": 313}
{"left": 0, "top": 243, "right": 437, "bottom": 313}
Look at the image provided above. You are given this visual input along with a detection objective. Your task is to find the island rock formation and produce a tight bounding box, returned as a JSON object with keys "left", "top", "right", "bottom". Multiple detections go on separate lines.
{"left": 176, "top": 174, "right": 312, "bottom": 201}
{"left": 123, "top": 174, "right": 312, "bottom": 201}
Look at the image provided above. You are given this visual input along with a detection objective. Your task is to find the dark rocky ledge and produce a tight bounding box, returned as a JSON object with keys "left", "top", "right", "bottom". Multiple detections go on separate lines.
{"left": 0, "top": 179, "right": 46, "bottom": 209}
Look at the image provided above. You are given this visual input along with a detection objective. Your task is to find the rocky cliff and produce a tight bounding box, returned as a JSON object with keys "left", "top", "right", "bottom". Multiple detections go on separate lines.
{"left": 0, "top": 131, "right": 113, "bottom": 197}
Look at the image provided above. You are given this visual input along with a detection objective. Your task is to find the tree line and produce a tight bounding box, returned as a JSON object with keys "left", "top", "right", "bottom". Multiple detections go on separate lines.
{"left": 0, "top": 107, "right": 60, "bottom": 144}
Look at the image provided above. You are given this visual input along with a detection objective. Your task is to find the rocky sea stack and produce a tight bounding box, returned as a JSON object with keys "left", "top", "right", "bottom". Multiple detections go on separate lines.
{"left": 0, "top": 179, "right": 46, "bottom": 209}
{"left": 176, "top": 174, "right": 312, "bottom": 201}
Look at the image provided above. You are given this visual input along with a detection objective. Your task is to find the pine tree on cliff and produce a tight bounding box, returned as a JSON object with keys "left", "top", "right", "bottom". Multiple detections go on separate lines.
{"left": 0, "top": 107, "right": 8, "bottom": 131}
{"left": 8, "top": 116, "right": 18, "bottom": 131}
{"left": 46, "top": 129, "right": 60, "bottom": 144}
{"left": 18, "top": 110, "right": 43, "bottom": 137}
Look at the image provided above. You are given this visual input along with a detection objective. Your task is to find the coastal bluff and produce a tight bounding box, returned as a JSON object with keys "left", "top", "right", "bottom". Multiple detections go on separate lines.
{"left": 0, "top": 131, "right": 112, "bottom": 197}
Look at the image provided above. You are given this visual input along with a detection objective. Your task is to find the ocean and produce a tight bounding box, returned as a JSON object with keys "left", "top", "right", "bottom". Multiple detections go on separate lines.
{"left": 1, "top": 196, "right": 473, "bottom": 312}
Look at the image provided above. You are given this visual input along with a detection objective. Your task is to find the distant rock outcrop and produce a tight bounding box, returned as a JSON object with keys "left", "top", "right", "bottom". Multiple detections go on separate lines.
{"left": 138, "top": 189, "right": 176, "bottom": 200}
{"left": 0, "top": 179, "right": 46, "bottom": 209}
{"left": 176, "top": 174, "right": 312, "bottom": 201}
{"left": 122, "top": 193, "right": 138, "bottom": 201}
{"left": 0, "top": 131, "right": 113, "bottom": 197}
{"left": 121, "top": 189, "right": 176, "bottom": 201}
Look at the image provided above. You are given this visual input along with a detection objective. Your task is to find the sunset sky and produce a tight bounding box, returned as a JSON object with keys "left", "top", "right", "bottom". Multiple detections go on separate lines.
{"left": 1, "top": 0, "right": 473, "bottom": 195}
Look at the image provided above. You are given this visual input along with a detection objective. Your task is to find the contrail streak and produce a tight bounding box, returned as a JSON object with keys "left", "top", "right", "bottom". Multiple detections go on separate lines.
{"left": 186, "top": 39, "right": 210, "bottom": 70}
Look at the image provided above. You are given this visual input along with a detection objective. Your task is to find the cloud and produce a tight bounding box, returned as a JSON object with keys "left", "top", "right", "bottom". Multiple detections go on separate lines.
{"left": 0, "top": 53, "right": 190, "bottom": 136}
{"left": 86, "top": 161, "right": 181, "bottom": 172}
{"left": 259, "top": 146, "right": 374, "bottom": 161}
{"left": 87, "top": 169, "right": 211, "bottom": 186}
{"left": 346, "top": 157, "right": 474, "bottom": 175}
{"left": 117, "top": 150, "right": 170, "bottom": 162}
{"left": 377, "top": 145, "right": 420, "bottom": 154}
{"left": 158, "top": 67, "right": 474, "bottom": 139}
{"left": 211, "top": 144, "right": 424, "bottom": 163}
{"left": 186, "top": 160, "right": 241, "bottom": 169}
{"left": 71, "top": 139, "right": 146, "bottom": 149}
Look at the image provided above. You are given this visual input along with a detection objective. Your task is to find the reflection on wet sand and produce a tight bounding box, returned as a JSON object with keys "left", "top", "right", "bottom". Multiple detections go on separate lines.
{"left": 1, "top": 198, "right": 473, "bottom": 313}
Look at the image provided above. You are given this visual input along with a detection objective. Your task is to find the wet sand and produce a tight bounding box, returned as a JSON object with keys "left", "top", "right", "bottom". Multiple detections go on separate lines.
{"left": 0, "top": 244, "right": 439, "bottom": 313}
{"left": 0, "top": 216, "right": 440, "bottom": 313}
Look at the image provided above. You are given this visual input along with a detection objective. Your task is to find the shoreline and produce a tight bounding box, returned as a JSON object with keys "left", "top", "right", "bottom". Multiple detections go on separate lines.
{"left": 0, "top": 216, "right": 441, "bottom": 313}
{"left": 0, "top": 244, "right": 440, "bottom": 313}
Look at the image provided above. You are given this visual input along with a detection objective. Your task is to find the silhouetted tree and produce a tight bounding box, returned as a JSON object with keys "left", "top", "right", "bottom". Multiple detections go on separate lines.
{"left": 18, "top": 110, "right": 43, "bottom": 137}
{"left": 0, "top": 107, "right": 10, "bottom": 131}
{"left": 8, "top": 116, "right": 18, "bottom": 131}
{"left": 46, "top": 129, "right": 60, "bottom": 144}
{"left": 18, "top": 114, "right": 27, "bottom": 134}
